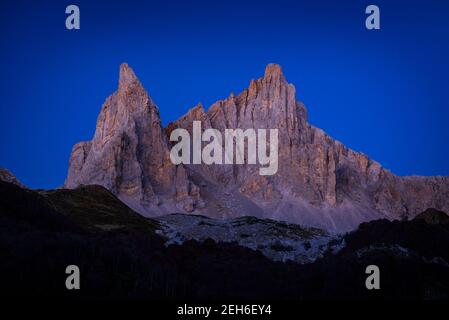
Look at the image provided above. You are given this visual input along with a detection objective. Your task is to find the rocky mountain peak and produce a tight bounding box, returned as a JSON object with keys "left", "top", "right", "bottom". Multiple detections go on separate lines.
{"left": 118, "top": 63, "right": 140, "bottom": 91}
{"left": 65, "top": 63, "right": 201, "bottom": 215}
{"left": 264, "top": 63, "right": 285, "bottom": 82}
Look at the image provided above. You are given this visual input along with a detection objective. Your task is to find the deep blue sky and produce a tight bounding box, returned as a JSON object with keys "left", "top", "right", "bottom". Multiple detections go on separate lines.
{"left": 1, "top": 0, "right": 448, "bottom": 189}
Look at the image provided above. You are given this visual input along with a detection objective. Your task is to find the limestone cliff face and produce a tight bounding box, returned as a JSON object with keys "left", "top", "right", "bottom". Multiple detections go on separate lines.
{"left": 66, "top": 63, "right": 449, "bottom": 232}
{"left": 167, "top": 64, "right": 449, "bottom": 231}
{"left": 65, "top": 64, "right": 200, "bottom": 214}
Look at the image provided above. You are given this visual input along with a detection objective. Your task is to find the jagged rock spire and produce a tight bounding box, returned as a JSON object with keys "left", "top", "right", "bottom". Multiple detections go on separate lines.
{"left": 65, "top": 63, "right": 201, "bottom": 215}
{"left": 118, "top": 63, "right": 141, "bottom": 92}
{"left": 264, "top": 63, "right": 286, "bottom": 82}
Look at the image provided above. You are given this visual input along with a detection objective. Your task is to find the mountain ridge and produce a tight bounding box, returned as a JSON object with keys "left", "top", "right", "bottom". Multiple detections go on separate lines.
{"left": 64, "top": 63, "right": 449, "bottom": 232}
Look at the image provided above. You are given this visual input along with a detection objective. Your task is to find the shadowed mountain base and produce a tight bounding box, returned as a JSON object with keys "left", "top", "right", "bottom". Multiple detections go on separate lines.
{"left": 0, "top": 181, "right": 448, "bottom": 300}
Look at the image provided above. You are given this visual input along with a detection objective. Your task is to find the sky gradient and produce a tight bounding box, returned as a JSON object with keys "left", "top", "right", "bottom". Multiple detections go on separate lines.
{"left": 1, "top": 0, "right": 448, "bottom": 189}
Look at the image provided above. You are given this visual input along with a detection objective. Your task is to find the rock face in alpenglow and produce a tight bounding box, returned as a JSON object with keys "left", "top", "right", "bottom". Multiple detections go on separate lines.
{"left": 65, "top": 63, "right": 201, "bottom": 214}
{"left": 166, "top": 64, "right": 449, "bottom": 231}
{"left": 66, "top": 63, "right": 449, "bottom": 232}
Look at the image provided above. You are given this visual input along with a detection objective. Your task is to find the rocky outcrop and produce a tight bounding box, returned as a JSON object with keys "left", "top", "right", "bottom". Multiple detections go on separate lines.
{"left": 65, "top": 63, "right": 200, "bottom": 215}
{"left": 156, "top": 213, "right": 340, "bottom": 264}
{"left": 66, "top": 63, "right": 449, "bottom": 232}
{"left": 413, "top": 207, "right": 449, "bottom": 225}
{"left": 0, "top": 167, "right": 25, "bottom": 188}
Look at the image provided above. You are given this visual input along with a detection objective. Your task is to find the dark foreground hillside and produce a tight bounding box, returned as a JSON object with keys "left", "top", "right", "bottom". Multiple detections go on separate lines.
{"left": 0, "top": 181, "right": 448, "bottom": 300}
